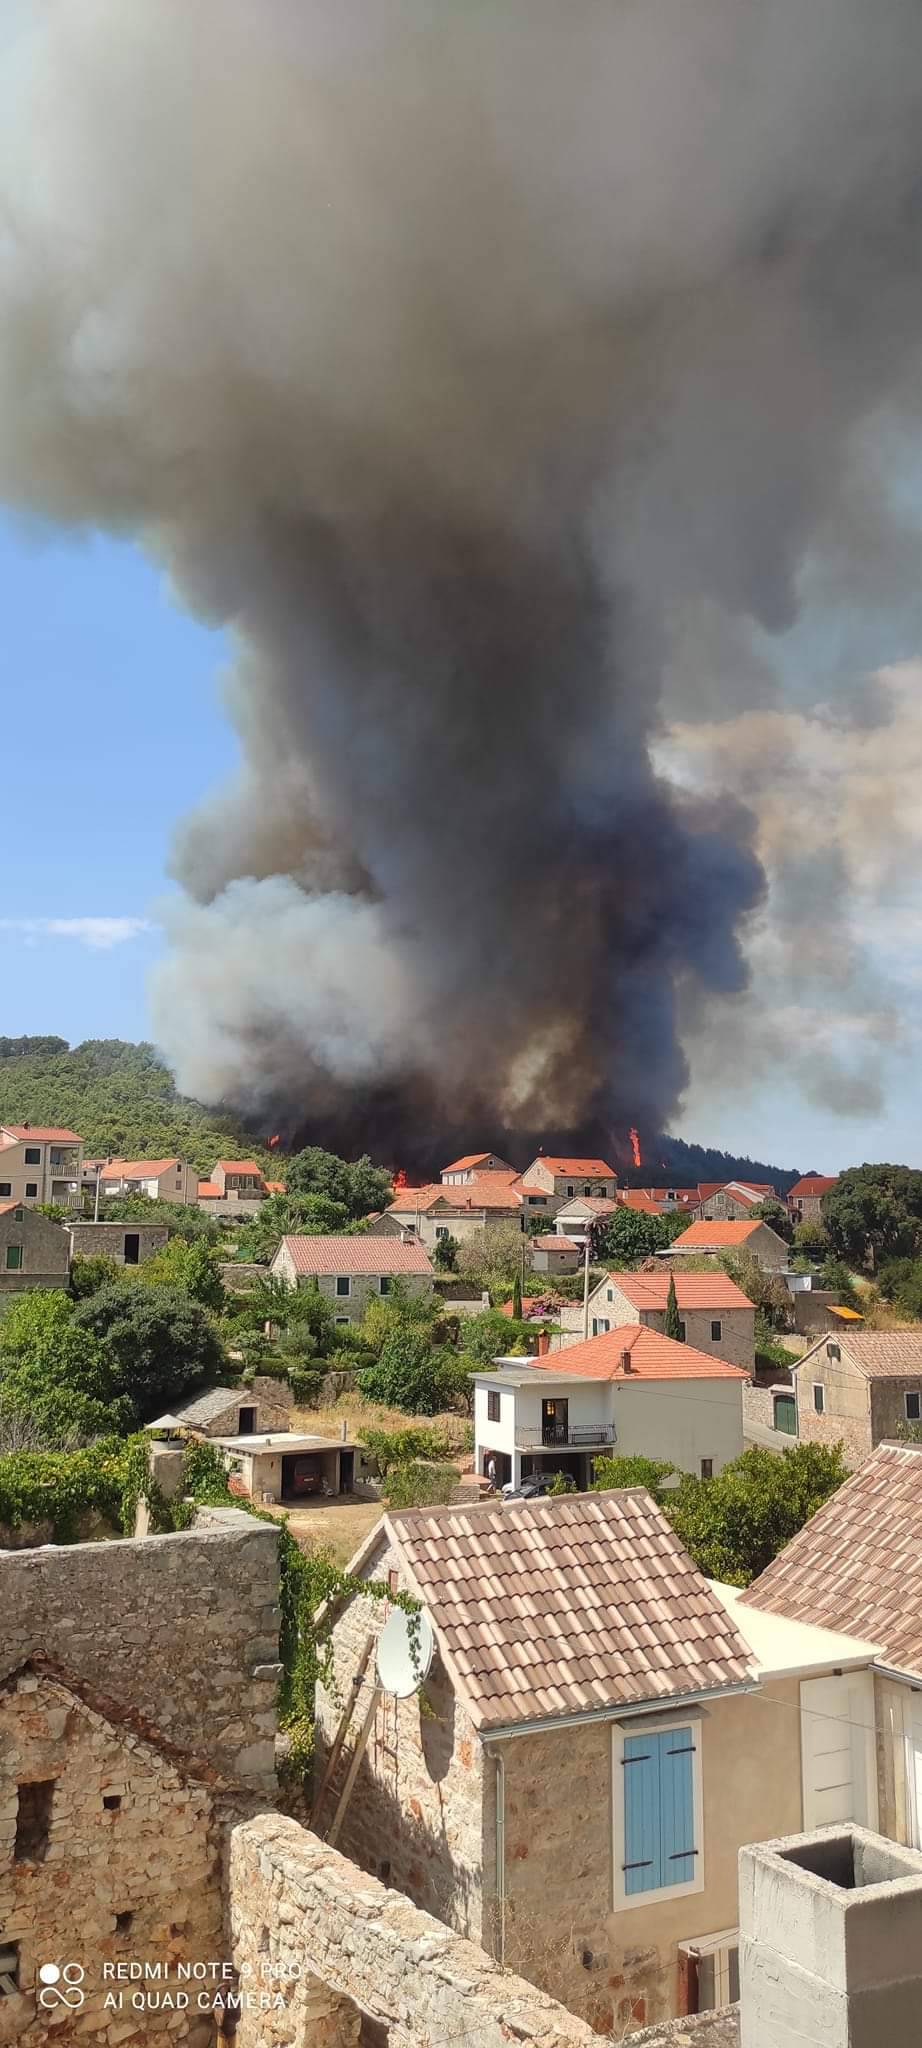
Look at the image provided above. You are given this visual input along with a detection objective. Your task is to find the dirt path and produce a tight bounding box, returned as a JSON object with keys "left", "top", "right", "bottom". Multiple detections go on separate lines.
{"left": 265, "top": 1493, "right": 383, "bottom": 1565}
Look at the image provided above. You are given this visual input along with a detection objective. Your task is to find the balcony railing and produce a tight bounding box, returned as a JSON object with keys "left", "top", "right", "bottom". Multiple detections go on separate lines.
{"left": 515, "top": 1422, "right": 616, "bottom": 1449}
{"left": 49, "top": 1154, "right": 80, "bottom": 1172}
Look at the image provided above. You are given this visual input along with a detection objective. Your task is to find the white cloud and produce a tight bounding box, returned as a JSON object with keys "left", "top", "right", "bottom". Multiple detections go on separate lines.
{"left": 0, "top": 916, "right": 152, "bottom": 952}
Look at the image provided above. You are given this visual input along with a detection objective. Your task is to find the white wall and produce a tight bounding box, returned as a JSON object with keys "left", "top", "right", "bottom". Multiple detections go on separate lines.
{"left": 473, "top": 1381, "right": 517, "bottom": 1460}
{"left": 611, "top": 1378, "right": 744, "bottom": 1474}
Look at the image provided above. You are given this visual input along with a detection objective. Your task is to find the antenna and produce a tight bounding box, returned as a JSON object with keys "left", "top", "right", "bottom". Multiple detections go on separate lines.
{"left": 375, "top": 1609, "right": 434, "bottom": 1696}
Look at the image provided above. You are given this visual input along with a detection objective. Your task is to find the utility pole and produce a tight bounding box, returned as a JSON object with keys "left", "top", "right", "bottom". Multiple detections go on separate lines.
{"left": 582, "top": 1231, "right": 591, "bottom": 1341}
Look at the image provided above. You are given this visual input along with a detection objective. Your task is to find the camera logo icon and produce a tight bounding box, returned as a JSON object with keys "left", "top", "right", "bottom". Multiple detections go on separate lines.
{"left": 38, "top": 1962, "right": 86, "bottom": 2010}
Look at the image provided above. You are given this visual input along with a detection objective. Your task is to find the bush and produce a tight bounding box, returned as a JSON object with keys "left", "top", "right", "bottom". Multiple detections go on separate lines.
{"left": 287, "top": 1367, "right": 325, "bottom": 1406}
{"left": 71, "top": 1282, "right": 226, "bottom": 1424}
{"left": 361, "top": 1424, "right": 454, "bottom": 1475}
{"left": 70, "top": 1254, "right": 123, "bottom": 1301}
{"left": 384, "top": 1462, "right": 458, "bottom": 1509}
{"left": 547, "top": 1470, "right": 577, "bottom": 1494}
{"left": 359, "top": 1329, "right": 463, "bottom": 1415}
{"left": 591, "top": 1454, "right": 676, "bottom": 1498}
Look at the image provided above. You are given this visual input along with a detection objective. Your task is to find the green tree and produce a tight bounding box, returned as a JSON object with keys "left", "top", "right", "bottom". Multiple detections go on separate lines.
{"left": 664, "top": 1274, "right": 683, "bottom": 1341}
{"left": 793, "top": 1216, "right": 829, "bottom": 1258}
{"left": 591, "top": 1453, "right": 676, "bottom": 1497}
{"left": 70, "top": 1253, "right": 123, "bottom": 1301}
{"left": 0, "top": 1290, "right": 127, "bottom": 1438}
{"left": 456, "top": 1222, "right": 529, "bottom": 1296}
{"left": 822, "top": 1166, "right": 922, "bottom": 1270}
{"left": 71, "top": 1283, "right": 225, "bottom": 1423}
{"left": 752, "top": 1197, "right": 793, "bottom": 1244}
{"left": 512, "top": 1272, "right": 523, "bottom": 1320}
{"left": 818, "top": 1257, "right": 859, "bottom": 1305}
{"left": 433, "top": 1232, "right": 460, "bottom": 1273}
{"left": 234, "top": 1191, "right": 351, "bottom": 1262}
{"left": 591, "top": 1206, "right": 679, "bottom": 1264}
{"left": 284, "top": 1146, "right": 392, "bottom": 1220}
{"left": 457, "top": 1307, "right": 538, "bottom": 1364}
{"left": 877, "top": 1258, "right": 922, "bottom": 1320}
{"left": 139, "top": 1233, "right": 226, "bottom": 1312}
{"left": 359, "top": 1328, "right": 460, "bottom": 1415}
{"left": 664, "top": 1443, "right": 847, "bottom": 1586}
{"left": 719, "top": 1248, "right": 791, "bottom": 1326}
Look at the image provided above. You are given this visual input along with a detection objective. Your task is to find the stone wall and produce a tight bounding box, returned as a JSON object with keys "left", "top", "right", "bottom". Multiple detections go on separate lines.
{"left": 0, "top": 1513, "right": 280, "bottom": 1789}
{"left": 68, "top": 1221, "right": 170, "bottom": 1263}
{"left": 225, "top": 1812, "right": 600, "bottom": 2048}
{"left": 0, "top": 1206, "right": 70, "bottom": 1292}
{"left": 0, "top": 1665, "right": 234, "bottom": 2047}
{"left": 794, "top": 1345, "right": 871, "bottom": 1467}
{"left": 313, "top": 1528, "right": 485, "bottom": 1939}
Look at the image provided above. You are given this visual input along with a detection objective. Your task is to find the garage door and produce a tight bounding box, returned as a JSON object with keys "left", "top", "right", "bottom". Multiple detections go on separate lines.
{"left": 800, "top": 1673, "right": 877, "bottom": 1830}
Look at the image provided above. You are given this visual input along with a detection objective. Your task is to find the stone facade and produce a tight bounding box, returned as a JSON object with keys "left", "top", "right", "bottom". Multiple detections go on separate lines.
{"left": 271, "top": 1244, "right": 434, "bottom": 1326}
{"left": 0, "top": 1663, "right": 240, "bottom": 2047}
{"left": 0, "top": 1206, "right": 70, "bottom": 1294}
{"left": 313, "top": 1531, "right": 485, "bottom": 1938}
{"left": 0, "top": 1515, "right": 280, "bottom": 1789}
{"left": 589, "top": 1279, "right": 756, "bottom": 1373}
{"left": 67, "top": 1220, "right": 170, "bottom": 1264}
{"left": 793, "top": 1342, "right": 873, "bottom": 1467}
{"left": 225, "top": 1812, "right": 600, "bottom": 2048}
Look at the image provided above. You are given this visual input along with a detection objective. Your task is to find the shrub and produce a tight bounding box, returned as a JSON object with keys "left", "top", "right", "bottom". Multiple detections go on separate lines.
{"left": 287, "top": 1367, "right": 325, "bottom": 1406}
{"left": 384, "top": 1462, "right": 459, "bottom": 1509}
{"left": 359, "top": 1329, "right": 463, "bottom": 1415}
{"left": 361, "top": 1424, "right": 454, "bottom": 1475}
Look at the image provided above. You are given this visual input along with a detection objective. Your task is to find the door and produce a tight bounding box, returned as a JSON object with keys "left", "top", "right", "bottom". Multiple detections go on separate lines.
{"left": 339, "top": 1449, "right": 355, "bottom": 1493}
{"left": 237, "top": 1406, "right": 256, "bottom": 1435}
{"left": 800, "top": 1673, "right": 877, "bottom": 1830}
{"left": 773, "top": 1393, "right": 797, "bottom": 1436}
{"left": 542, "top": 1398, "right": 568, "bottom": 1445}
{"left": 123, "top": 1232, "right": 140, "bottom": 1266}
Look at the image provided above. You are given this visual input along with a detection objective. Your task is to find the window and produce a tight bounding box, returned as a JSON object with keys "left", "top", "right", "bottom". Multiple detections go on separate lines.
{"left": 103, "top": 1793, "right": 121, "bottom": 1811}
{"left": 238, "top": 1407, "right": 256, "bottom": 1436}
{"left": 710, "top": 1320, "right": 722, "bottom": 1342}
{"left": 0, "top": 1184, "right": 9, "bottom": 1198}
{"left": 435, "top": 1226, "right": 449, "bottom": 1239}
{"left": 566, "top": 1184, "right": 574, "bottom": 1197}
{"left": 827, "top": 1342, "right": 840, "bottom": 1361}
{"left": 583, "top": 1184, "right": 591, "bottom": 1195}
{"left": 335, "top": 1276, "right": 351, "bottom": 1296}
{"left": 613, "top": 1720, "right": 703, "bottom": 1908}
{"left": 115, "top": 1911, "right": 134, "bottom": 1935}
{"left": 700, "top": 1459, "right": 713, "bottom": 1480}
{"left": 15, "top": 1780, "right": 54, "bottom": 1863}
{"left": 335, "top": 1315, "right": 350, "bottom": 1326}
{"left": 813, "top": 1384, "right": 825, "bottom": 1414}
{"left": 24, "top": 1184, "right": 37, "bottom": 1199}
{"left": 528, "top": 1195, "right": 546, "bottom": 1207}
{"left": 4, "top": 1247, "right": 22, "bottom": 1272}
{"left": 487, "top": 1390, "right": 501, "bottom": 1421}
{"left": 379, "top": 1275, "right": 391, "bottom": 1294}
{"left": 607, "top": 1289, "right": 614, "bottom": 1302}
{"left": 23, "top": 1148, "right": 40, "bottom": 1165}
{"left": 906, "top": 1391, "right": 922, "bottom": 1423}
{"left": 0, "top": 1943, "right": 19, "bottom": 1997}
{"left": 592, "top": 1317, "right": 610, "bottom": 1336}
{"left": 680, "top": 1933, "right": 739, "bottom": 2014}
{"left": 678, "top": 1321, "right": 687, "bottom": 1343}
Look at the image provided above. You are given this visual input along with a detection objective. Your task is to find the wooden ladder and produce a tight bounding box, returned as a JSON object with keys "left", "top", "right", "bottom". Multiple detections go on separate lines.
{"left": 311, "top": 1632, "right": 377, "bottom": 1839}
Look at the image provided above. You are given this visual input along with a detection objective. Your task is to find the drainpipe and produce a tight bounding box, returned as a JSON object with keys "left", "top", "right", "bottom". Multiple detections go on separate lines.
{"left": 490, "top": 1749, "right": 506, "bottom": 1964}
{"left": 582, "top": 1234, "right": 590, "bottom": 1341}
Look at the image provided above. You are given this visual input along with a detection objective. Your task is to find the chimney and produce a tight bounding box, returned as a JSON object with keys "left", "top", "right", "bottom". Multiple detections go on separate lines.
{"left": 621, "top": 1348, "right": 633, "bottom": 1373}
{"left": 537, "top": 1331, "right": 550, "bottom": 1357}
{"left": 739, "top": 1824, "right": 922, "bottom": 2047}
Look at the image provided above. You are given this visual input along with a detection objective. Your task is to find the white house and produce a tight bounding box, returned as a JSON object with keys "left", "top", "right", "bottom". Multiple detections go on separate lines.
{"left": 473, "top": 1324, "right": 748, "bottom": 1490}
{"left": 99, "top": 1156, "right": 200, "bottom": 1204}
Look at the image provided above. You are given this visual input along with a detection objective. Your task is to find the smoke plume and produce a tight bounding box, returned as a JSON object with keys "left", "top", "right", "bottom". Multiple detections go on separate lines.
{"left": 3, "top": 0, "right": 922, "bottom": 1156}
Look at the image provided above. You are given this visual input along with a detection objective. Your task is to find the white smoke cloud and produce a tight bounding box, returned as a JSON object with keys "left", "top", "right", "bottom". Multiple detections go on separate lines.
{"left": 0, "top": 917, "right": 152, "bottom": 952}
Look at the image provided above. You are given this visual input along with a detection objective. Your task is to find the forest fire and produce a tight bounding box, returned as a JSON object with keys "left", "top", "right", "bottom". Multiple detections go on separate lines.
{"left": 629, "top": 1128, "right": 642, "bottom": 1169}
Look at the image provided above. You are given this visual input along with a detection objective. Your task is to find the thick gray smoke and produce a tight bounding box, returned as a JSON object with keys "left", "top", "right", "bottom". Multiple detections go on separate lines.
{"left": 3, "top": 0, "right": 922, "bottom": 1155}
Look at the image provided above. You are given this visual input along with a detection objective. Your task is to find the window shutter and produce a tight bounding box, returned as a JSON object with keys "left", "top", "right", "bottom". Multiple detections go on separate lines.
{"left": 622, "top": 1735, "right": 661, "bottom": 1892}
{"left": 660, "top": 1728, "right": 697, "bottom": 1882}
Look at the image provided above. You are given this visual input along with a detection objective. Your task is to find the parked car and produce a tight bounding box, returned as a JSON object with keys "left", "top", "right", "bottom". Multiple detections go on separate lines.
{"left": 501, "top": 1472, "right": 555, "bottom": 1500}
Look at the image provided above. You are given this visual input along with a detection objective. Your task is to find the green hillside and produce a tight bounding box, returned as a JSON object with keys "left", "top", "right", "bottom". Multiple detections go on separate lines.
{"left": 0, "top": 1038, "right": 273, "bottom": 1175}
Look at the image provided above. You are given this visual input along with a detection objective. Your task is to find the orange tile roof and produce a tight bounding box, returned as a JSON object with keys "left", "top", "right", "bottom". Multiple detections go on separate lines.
{"left": 536, "top": 1323, "right": 749, "bottom": 1381}
{"left": 0, "top": 1199, "right": 26, "bottom": 1216}
{"left": 101, "top": 1157, "right": 179, "bottom": 1179}
{"left": 532, "top": 1234, "right": 580, "bottom": 1251}
{"left": 534, "top": 1156, "right": 616, "bottom": 1178}
{"left": 441, "top": 1152, "right": 511, "bottom": 1174}
{"left": 264, "top": 1180, "right": 287, "bottom": 1194}
{"left": 1, "top": 1124, "right": 82, "bottom": 1143}
{"left": 384, "top": 1490, "right": 754, "bottom": 1729}
{"left": 743, "top": 1443, "right": 922, "bottom": 1674}
{"left": 605, "top": 1269, "right": 755, "bottom": 1310}
{"left": 497, "top": 1295, "right": 563, "bottom": 1317}
{"left": 278, "top": 1234, "right": 434, "bottom": 1276}
{"left": 698, "top": 1181, "right": 774, "bottom": 1201}
{"left": 670, "top": 1219, "right": 773, "bottom": 1248}
{"left": 617, "top": 1190, "right": 664, "bottom": 1214}
{"left": 788, "top": 1175, "right": 838, "bottom": 1199}
{"left": 216, "top": 1160, "right": 263, "bottom": 1176}
{"left": 555, "top": 1194, "right": 619, "bottom": 1215}
{"left": 388, "top": 1180, "right": 522, "bottom": 1215}
{"left": 197, "top": 1181, "right": 221, "bottom": 1198}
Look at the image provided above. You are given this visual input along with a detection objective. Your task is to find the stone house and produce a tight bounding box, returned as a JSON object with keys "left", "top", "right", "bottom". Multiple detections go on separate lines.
{"left": 197, "top": 1158, "right": 269, "bottom": 1213}
{"left": 0, "top": 1123, "right": 83, "bottom": 1209}
{"left": 0, "top": 1657, "right": 240, "bottom": 2047}
{"left": 576, "top": 1269, "right": 756, "bottom": 1373}
{"left": 0, "top": 1202, "right": 70, "bottom": 1294}
{"left": 744, "top": 1439, "right": 922, "bottom": 1860}
{"left": 473, "top": 1325, "right": 748, "bottom": 1489}
{"left": 530, "top": 1233, "right": 582, "bottom": 1276}
{"left": 692, "top": 1183, "right": 775, "bottom": 1223}
{"left": 552, "top": 1194, "right": 620, "bottom": 1240}
{"left": 790, "top": 1328, "right": 922, "bottom": 1466}
{"left": 663, "top": 1219, "right": 790, "bottom": 1270}
{"left": 314, "top": 1489, "right": 881, "bottom": 2033}
{"left": 270, "top": 1234, "right": 435, "bottom": 1327}
{"left": 521, "top": 1154, "right": 618, "bottom": 1202}
{"left": 380, "top": 1179, "right": 524, "bottom": 1246}
{"left": 99, "top": 1155, "right": 200, "bottom": 1203}
{"left": 439, "top": 1152, "right": 515, "bottom": 1183}
{"left": 786, "top": 1174, "right": 837, "bottom": 1222}
{"left": 68, "top": 1218, "right": 170, "bottom": 1265}
{"left": 147, "top": 1384, "right": 292, "bottom": 1438}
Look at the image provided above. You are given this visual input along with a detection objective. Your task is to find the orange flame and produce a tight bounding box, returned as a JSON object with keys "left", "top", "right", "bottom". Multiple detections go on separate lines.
{"left": 267, "top": 1133, "right": 281, "bottom": 1148}
{"left": 629, "top": 1127, "right": 642, "bottom": 1169}
{"left": 392, "top": 1167, "right": 409, "bottom": 1190}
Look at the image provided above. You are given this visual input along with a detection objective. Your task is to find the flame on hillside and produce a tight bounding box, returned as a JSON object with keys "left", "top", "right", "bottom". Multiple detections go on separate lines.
{"left": 629, "top": 1128, "right": 642, "bottom": 1169}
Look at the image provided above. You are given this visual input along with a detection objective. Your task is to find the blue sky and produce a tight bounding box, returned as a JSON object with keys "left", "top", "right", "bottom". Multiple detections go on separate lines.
{"left": 0, "top": 517, "right": 233, "bottom": 1042}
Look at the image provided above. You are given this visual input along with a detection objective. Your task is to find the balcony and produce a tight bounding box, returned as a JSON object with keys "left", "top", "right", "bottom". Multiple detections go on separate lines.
{"left": 49, "top": 1153, "right": 80, "bottom": 1173}
{"left": 515, "top": 1422, "right": 616, "bottom": 1449}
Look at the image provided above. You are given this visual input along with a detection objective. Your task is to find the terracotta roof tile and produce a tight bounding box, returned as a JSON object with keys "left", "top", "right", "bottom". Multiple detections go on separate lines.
{"left": 198, "top": 1181, "right": 221, "bottom": 1198}
{"left": 531, "top": 1157, "right": 616, "bottom": 1178}
{"left": 798, "top": 1329, "right": 922, "bottom": 1379}
{"left": 386, "top": 1489, "right": 753, "bottom": 1729}
{"left": 101, "top": 1157, "right": 179, "bottom": 1179}
{"left": 279, "top": 1233, "right": 434, "bottom": 1276}
{"left": 441, "top": 1153, "right": 512, "bottom": 1174}
{"left": 533, "top": 1234, "right": 580, "bottom": 1251}
{"left": 604, "top": 1269, "right": 755, "bottom": 1310}
{"left": 388, "top": 1179, "right": 523, "bottom": 1214}
{"left": 670, "top": 1219, "right": 778, "bottom": 1248}
{"left": 216, "top": 1159, "right": 264, "bottom": 1176}
{"left": 743, "top": 1442, "right": 922, "bottom": 1673}
{"left": 788, "top": 1175, "right": 838, "bottom": 1199}
{"left": 532, "top": 1323, "right": 749, "bottom": 1381}
{"left": 1, "top": 1124, "right": 82, "bottom": 1143}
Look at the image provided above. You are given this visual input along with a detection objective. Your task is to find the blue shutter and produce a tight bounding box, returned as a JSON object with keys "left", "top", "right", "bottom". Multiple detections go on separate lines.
{"left": 660, "top": 1727, "right": 697, "bottom": 1884}
{"left": 622, "top": 1735, "right": 662, "bottom": 1893}
{"left": 622, "top": 1725, "right": 698, "bottom": 1896}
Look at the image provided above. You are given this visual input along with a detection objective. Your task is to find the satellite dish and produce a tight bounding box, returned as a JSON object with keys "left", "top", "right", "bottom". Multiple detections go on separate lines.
{"left": 376, "top": 1609, "right": 434, "bottom": 1696}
